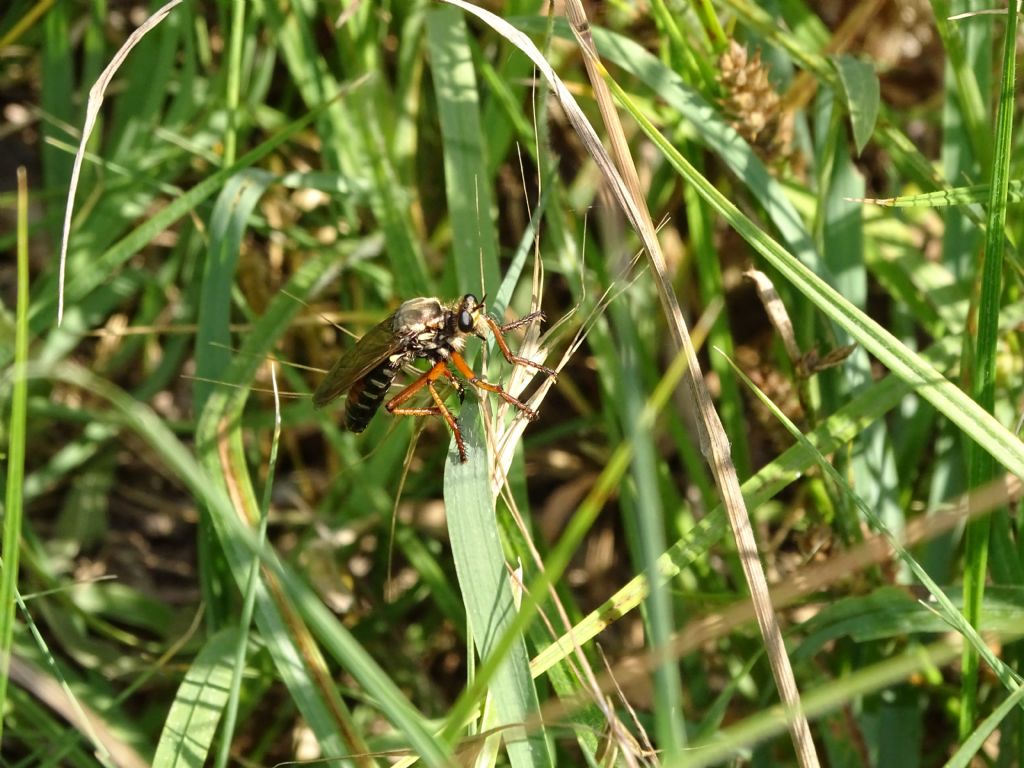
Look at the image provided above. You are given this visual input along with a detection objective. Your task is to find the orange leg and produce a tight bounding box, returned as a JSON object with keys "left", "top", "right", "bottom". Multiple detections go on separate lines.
{"left": 449, "top": 351, "right": 540, "bottom": 421}
{"left": 386, "top": 361, "right": 468, "bottom": 462}
{"left": 484, "top": 315, "right": 557, "bottom": 379}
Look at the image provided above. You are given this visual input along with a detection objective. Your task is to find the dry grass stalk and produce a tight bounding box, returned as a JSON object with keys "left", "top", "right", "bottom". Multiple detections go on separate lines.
{"left": 436, "top": 1, "right": 821, "bottom": 765}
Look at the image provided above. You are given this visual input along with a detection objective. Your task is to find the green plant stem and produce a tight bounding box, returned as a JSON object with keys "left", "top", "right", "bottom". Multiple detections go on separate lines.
{"left": 0, "top": 168, "right": 30, "bottom": 744}
{"left": 960, "top": 0, "right": 1018, "bottom": 739}
{"left": 215, "top": 366, "right": 280, "bottom": 768}
{"left": 224, "top": 0, "right": 245, "bottom": 165}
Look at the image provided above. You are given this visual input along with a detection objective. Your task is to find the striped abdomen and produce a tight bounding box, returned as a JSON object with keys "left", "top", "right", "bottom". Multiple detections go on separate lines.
{"left": 344, "top": 359, "right": 402, "bottom": 432}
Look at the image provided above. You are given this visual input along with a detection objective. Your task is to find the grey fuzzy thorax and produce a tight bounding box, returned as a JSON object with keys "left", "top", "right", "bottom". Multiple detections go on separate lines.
{"left": 390, "top": 297, "right": 471, "bottom": 365}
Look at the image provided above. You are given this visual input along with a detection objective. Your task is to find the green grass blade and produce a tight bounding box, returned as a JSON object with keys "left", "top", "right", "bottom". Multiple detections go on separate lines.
{"left": 194, "top": 168, "right": 276, "bottom": 412}
{"left": 532, "top": 302, "right": 1024, "bottom": 676}
{"left": 946, "top": 684, "right": 1024, "bottom": 768}
{"left": 152, "top": 628, "right": 240, "bottom": 768}
{"left": 443, "top": 405, "right": 551, "bottom": 768}
{"left": 193, "top": 167, "right": 277, "bottom": 630}
{"left": 223, "top": 0, "right": 245, "bottom": 165}
{"left": 688, "top": 182, "right": 752, "bottom": 479}
{"left": 960, "top": 0, "right": 1019, "bottom": 738}
{"left": 831, "top": 54, "right": 879, "bottom": 156}
{"left": 940, "top": 0, "right": 991, "bottom": 285}
{"left": 930, "top": 0, "right": 992, "bottom": 170}
{"left": 40, "top": 3, "right": 74, "bottom": 196}
{"left": 0, "top": 168, "right": 31, "bottom": 746}
{"left": 609, "top": 78, "right": 1024, "bottom": 479}
{"left": 490, "top": 177, "right": 552, "bottom": 320}
{"left": 426, "top": 8, "right": 501, "bottom": 296}
{"left": 215, "top": 365, "right": 280, "bottom": 768}
{"left": 818, "top": 120, "right": 904, "bottom": 550}
{"left": 608, "top": 299, "right": 686, "bottom": 754}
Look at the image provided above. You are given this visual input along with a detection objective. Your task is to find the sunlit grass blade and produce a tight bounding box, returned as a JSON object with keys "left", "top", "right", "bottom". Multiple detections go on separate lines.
{"left": 0, "top": 168, "right": 31, "bottom": 747}
{"left": 608, "top": 74, "right": 1024, "bottom": 478}
{"left": 426, "top": 8, "right": 501, "bottom": 296}
{"left": 960, "top": 0, "right": 1019, "bottom": 739}
{"left": 215, "top": 362, "right": 281, "bottom": 768}
{"left": 443, "top": 405, "right": 551, "bottom": 768}
{"left": 726, "top": 354, "right": 1021, "bottom": 698}
{"left": 152, "top": 628, "right": 239, "bottom": 768}
{"left": 532, "top": 301, "right": 1024, "bottom": 677}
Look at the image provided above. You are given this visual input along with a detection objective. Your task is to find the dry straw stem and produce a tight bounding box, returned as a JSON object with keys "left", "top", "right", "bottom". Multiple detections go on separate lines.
{"left": 56, "top": 0, "right": 184, "bottom": 326}
{"left": 560, "top": 8, "right": 818, "bottom": 764}
{"left": 745, "top": 269, "right": 802, "bottom": 366}
{"left": 439, "top": 1, "right": 818, "bottom": 765}
{"left": 5, "top": 655, "right": 148, "bottom": 768}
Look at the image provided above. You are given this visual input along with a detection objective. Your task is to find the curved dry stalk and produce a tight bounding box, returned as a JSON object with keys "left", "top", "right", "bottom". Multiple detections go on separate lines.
{"left": 57, "top": 0, "right": 184, "bottom": 326}
{"left": 440, "top": 2, "right": 819, "bottom": 765}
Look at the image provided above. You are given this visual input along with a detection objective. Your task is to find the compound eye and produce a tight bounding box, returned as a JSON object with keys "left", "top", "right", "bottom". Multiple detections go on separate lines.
{"left": 458, "top": 310, "right": 475, "bottom": 332}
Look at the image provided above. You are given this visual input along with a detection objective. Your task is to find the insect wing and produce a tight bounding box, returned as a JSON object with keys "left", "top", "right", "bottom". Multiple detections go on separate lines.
{"left": 312, "top": 313, "right": 404, "bottom": 408}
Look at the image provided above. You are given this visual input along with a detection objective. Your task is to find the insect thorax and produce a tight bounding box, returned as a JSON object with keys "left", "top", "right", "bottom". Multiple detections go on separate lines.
{"left": 391, "top": 297, "right": 467, "bottom": 364}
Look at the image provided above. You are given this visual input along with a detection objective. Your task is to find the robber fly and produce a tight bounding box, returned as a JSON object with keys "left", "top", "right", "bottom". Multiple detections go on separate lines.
{"left": 312, "top": 294, "right": 555, "bottom": 462}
